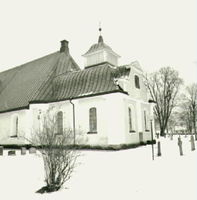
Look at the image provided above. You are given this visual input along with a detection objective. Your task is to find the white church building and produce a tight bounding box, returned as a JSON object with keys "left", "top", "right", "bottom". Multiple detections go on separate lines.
{"left": 0, "top": 32, "right": 154, "bottom": 146}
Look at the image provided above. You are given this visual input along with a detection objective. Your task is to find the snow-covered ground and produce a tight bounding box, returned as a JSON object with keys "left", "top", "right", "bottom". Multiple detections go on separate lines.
{"left": 0, "top": 135, "right": 196, "bottom": 200}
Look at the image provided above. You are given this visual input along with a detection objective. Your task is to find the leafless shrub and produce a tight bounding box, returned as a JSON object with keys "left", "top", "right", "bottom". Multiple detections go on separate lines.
{"left": 32, "top": 111, "right": 80, "bottom": 193}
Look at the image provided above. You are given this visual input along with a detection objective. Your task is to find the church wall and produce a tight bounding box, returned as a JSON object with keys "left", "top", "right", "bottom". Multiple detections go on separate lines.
{"left": 140, "top": 103, "right": 152, "bottom": 141}
{"left": 123, "top": 98, "right": 139, "bottom": 144}
{"left": 40, "top": 94, "right": 130, "bottom": 145}
{"left": 29, "top": 102, "right": 72, "bottom": 137}
{"left": 27, "top": 93, "right": 133, "bottom": 146}
{"left": 28, "top": 97, "right": 109, "bottom": 145}
{"left": 142, "top": 104, "right": 154, "bottom": 140}
{"left": 75, "top": 96, "right": 108, "bottom": 145}
{"left": 122, "top": 96, "right": 152, "bottom": 144}
{"left": 74, "top": 93, "right": 151, "bottom": 145}
{"left": 0, "top": 93, "right": 153, "bottom": 146}
{"left": 104, "top": 93, "right": 126, "bottom": 145}
{"left": 0, "top": 109, "right": 31, "bottom": 144}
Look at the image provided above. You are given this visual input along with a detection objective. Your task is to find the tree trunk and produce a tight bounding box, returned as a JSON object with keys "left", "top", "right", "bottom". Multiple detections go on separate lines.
{"left": 193, "top": 115, "right": 197, "bottom": 140}
{"left": 160, "top": 126, "right": 166, "bottom": 137}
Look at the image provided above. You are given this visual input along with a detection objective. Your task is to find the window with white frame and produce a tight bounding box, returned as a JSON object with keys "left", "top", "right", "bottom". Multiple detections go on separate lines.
{"left": 89, "top": 107, "right": 97, "bottom": 133}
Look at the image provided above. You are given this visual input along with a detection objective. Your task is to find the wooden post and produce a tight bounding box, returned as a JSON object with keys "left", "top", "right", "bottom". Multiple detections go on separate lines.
{"left": 150, "top": 120, "right": 154, "bottom": 160}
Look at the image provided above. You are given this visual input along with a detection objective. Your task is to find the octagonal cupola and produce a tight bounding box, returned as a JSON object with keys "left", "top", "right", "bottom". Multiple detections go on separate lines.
{"left": 82, "top": 28, "right": 120, "bottom": 68}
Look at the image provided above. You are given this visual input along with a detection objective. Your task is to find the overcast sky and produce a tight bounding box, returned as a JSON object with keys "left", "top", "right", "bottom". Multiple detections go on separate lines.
{"left": 0, "top": 0, "right": 196, "bottom": 84}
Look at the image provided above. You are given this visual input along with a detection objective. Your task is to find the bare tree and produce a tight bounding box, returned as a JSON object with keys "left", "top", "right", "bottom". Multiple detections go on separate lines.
{"left": 184, "top": 83, "right": 197, "bottom": 139}
{"left": 32, "top": 110, "right": 80, "bottom": 193}
{"left": 178, "top": 99, "right": 193, "bottom": 133}
{"left": 145, "top": 67, "right": 183, "bottom": 136}
{"left": 167, "top": 111, "right": 179, "bottom": 134}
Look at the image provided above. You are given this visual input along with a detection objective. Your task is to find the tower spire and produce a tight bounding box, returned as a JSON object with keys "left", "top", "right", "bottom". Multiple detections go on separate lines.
{"left": 98, "top": 22, "right": 104, "bottom": 43}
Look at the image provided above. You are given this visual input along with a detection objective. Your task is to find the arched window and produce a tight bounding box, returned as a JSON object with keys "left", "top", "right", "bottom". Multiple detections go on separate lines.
{"left": 144, "top": 110, "right": 148, "bottom": 131}
{"left": 128, "top": 107, "right": 135, "bottom": 132}
{"left": 134, "top": 75, "right": 140, "bottom": 89}
{"left": 11, "top": 115, "right": 19, "bottom": 137}
{"left": 128, "top": 108, "right": 132, "bottom": 132}
{"left": 89, "top": 107, "right": 97, "bottom": 133}
{"left": 57, "top": 111, "right": 63, "bottom": 135}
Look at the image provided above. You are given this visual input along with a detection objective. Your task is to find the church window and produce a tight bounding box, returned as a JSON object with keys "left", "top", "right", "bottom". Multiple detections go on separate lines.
{"left": 11, "top": 115, "right": 19, "bottom": 137}
{"left": 135, "top": 75, "right": 140, "bottom": 89}
{"left": 89, "top": 107, "right": 97, "bottom": 133}
{"left": 128, "top": 107, "right": 135, "bottom": 132}
{"left": 57, "top": 111, "right": 63, "bottom": 135}
{"left": 144, "top": 110, "right": 148, "bottom": 131}
{"left": 128, "top": 108, "right": 132, "bottom": 132}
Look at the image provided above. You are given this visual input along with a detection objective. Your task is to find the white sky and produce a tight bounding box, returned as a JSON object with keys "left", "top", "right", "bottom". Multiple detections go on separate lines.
{"left": 0, "top": 0, "right": 196, "bottom": 84}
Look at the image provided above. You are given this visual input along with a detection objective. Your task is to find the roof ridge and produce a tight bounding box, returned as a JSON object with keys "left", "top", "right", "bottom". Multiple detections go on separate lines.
{"left": 0, "top": 52, "right": 59, "bottom": 75}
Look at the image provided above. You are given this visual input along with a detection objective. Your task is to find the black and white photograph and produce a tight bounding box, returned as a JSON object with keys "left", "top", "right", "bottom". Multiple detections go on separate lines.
{"left": 0, "top": 0, "right": 196, "bottom": 199}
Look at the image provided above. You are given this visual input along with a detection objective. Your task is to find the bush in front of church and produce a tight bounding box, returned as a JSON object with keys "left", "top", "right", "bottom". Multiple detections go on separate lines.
{"left": 31, "top": 110, "right": 80, "bottom": 193}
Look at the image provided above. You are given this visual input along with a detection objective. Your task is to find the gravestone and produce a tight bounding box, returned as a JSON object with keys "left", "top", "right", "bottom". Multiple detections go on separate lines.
{"left": 170, "top": 134, "right": 173, "bottom": 140}
{"left": 190, "top": 135, "right": 195, "bottom": 151}
{"left": 0, "top": 146, "right": 3, "bottom": 156}
{"left": 157, "top": 141, "right": 161, "bottom": 156}
{"left": 8, "top": 150, "right": 16, "bottom": 156}
{"left": 178, "top": 137, "right": 183, "bottom": 156}
{"left": 29, "top": 147, "right": 36, "bottom": 154}
{"left": 139, "top": 132, "right": 143, "bottom": 143}
{"left": 21, "top": 147, "right": 26, "bottom": 155}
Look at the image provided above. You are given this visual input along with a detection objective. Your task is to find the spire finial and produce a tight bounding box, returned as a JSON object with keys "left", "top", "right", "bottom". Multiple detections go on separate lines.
{"left": 99, "top": 22, "right": 102, "bottom": 36}
{"left": 98, "top": 21, "right": 103, "bottom": 43}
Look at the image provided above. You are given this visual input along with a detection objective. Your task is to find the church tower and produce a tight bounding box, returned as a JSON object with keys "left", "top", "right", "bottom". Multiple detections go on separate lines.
{"left": 82, "top": 27, "right": 120, "bottom": 68}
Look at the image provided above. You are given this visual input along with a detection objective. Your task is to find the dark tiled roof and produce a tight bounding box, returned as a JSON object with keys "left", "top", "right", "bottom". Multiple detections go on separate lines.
{"left": 0, "top": 50, "right": 128, "bottom": 113}
{"left": 52, "top": 63, "right": 126, "bottom": 101}
{"left": 0, "top": 51, "right": 80, "bottom": 113}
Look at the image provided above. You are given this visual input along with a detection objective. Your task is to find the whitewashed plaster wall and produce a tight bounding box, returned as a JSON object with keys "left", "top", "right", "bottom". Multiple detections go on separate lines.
{"left": 0, "top": 109, "right": 30, "bottom": 144}
{"left": 0, "top": 92, "right": 153, "bottom": 146}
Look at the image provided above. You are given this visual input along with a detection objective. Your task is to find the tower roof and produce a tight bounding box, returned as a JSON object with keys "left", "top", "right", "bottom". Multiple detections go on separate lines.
{"left": 83, "top": 35, "right": 120, "bottom": 57}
